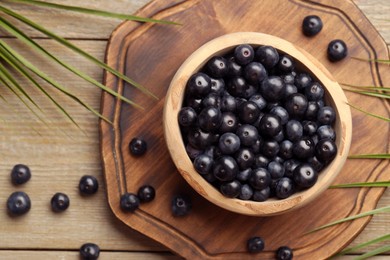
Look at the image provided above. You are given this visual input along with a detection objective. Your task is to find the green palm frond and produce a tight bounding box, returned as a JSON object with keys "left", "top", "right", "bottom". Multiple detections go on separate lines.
{"left": 329, "top": 181, "right": 390, "bottom": 188}
{"left": 0, "top": 0, "right": 177, "bottom": 128}
{"left": 337, "top": 234, "right": 390, "bottom": 256}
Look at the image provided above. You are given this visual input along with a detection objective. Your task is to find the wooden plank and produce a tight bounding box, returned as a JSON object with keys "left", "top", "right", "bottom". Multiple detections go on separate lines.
{"left": 0, "top": 0, "right": 388, "bottom": 44}
{"left": 0, "top": 251, "right": 182, "bottom": 260}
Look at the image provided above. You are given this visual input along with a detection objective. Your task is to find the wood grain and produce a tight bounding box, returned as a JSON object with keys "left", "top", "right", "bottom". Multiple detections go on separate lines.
{"left": 0, "top": 0, "right": 387, "bottom": 259}
{"left": 100, "top": 0, "right": 389, "bottom": 259}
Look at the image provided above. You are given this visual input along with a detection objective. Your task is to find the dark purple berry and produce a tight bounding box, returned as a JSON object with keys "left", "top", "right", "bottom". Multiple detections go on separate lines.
{"left": 120, "top": 193, "right": 140, "bottom": 212}
{"left": 202, "top": 92, "right": 221, "bottom": 108}
{"left": 80, "top": 243, "right": 100, "bottom": 260}
{"left": 227, "top": 57, "right": 243, "bottom": 77}
{"left": 317, "top": 106, "right": 336, "bottom": 125}
{"left": 172, "top": 195, "right": 192, "bottom": 216}
{"left": 284, "top": 93, "right": 308, "bottom": 119}
{"left": 11, "top": 164, "right": 31, "bottom": 185}
{"left": 293, "top": 164, "right": 318, "bottom": 188}
{"left": 258, "top": 114, "right": 282, "bottom": 137}
{"left": 51, "top": 192, "right": 70, "bottom": 212}
{"left": 279, "top": 140, "right": 294, "bottom": 160}
{"left": 187, "top": 72, "right": 211, "bottom": 97}
{"left": 187, "top": 128, "right": 214, "bottom": 149}
{"left": 239, "top": 184, "right": 254, "bottom": 200}
{"left": 79, "top": 175, "right": 99, "bottom": 195}
{"left": 213, "top": 156, "right": 239, "bottom": 181}
{"left": 303, "top": 121, "right": 318, "bottom": 136}
{"left": 226, "top": 76, "right": 247, "bottom": 97}
{"left": 327, "top": 39, "right": 348, "bottom": 62}
{"left": 210, "top": 77, "right": 225, "bottom": 95}
{"left": 254, "top": 154, "right": 270, "bottom": 168}
{"left": 285, "top": 120, "right": 303, "bottom": 142}
{"left": 237, "top": 168, "right": 252, "bottom": 182}
{"left": 252, "top": 187, "right": 271, "bottom": 202}
{"left": 261, "top": 139, "right": 280, "bottom": 159}
{"left": 302, "top": 15, "right": 323, "bottom": 36}
{"left": 276, "top": 246, "right": 294, "bottom": 260}
{"left": 220, "top": 179, "right": 241, "bottom": 198}
{"left": 249, "top": 168, "right": 271, "bottom": 190}
{"left": 305, "top": 101, "right": 320, "bottom": 120}
{"left": 284, "top": 159, "right": 300, "bottom": 178}
{"left": 293, "top": 137, "right": 315, "bottom": 159}
{"left": 305, "top": 82, "right": 325, "bottom": 101}
{"left": 247, "top": 236, "right": 265, "bottom": 253}
{"left": 219, "top": 112, "right": 239, "bottom": 133}
{"left": 260, "top": 76, "right": 285, "bottom": 102}
{"left": 178, "top": 107, "right": 197, "bottom": 127}
{"left": 249, "top": 93, "right": 267, "bottom": 110}
{"left": 137, "top": 185, "right": 156, "bottom": 203}
{"left": 244, "top": 62, "right": 267, "bottom": 85}
{"left": 270, "top": 106, "right": 289, "bottom": 125}
{"left": 275, "top": 177, "right": 295, "bottom": 199}
{"left": 206, "top": 56, "right": 228, "bottom": 78}
{"left": 315, "top": 138, "right": 337, "bottom": 163}
{"left": 234, "top": 44, "right": 254, "bottom": 65}
{"left": 218, "top": 133, "right": 241, "bottom": 155}
{"left": 317, "top": 125, "right": 336, "bottom": 141}
{"left": 255, "top": 45, "right": 279, "bottom": 69}
{"left": 194, "top": 154, "right": 214, "bottom": 175}
{"left": 295, "top": 73, "right": 312, "bottom": 90}
{"left": 129, "top": 137, "right": 147, "bottom": 156}
{"left": 268, "top": 161, "right": 285, "bottom": 179}
{"left": 278, "top": 55, "right": 295, "bottom": 73}
{"left": 237, "top": 101, "right": 261, "bottom": 124}
{"left": 235, "top": 148, "right": 255, "bottom": 170}
{"left": 7, "top": 191, "right": 31, "bottom": 216}
{"left": 236, "top": 124, "right": 259, "bottom": 147}
{"left": 198, "top": 107, "right": 222, "bottom": 132}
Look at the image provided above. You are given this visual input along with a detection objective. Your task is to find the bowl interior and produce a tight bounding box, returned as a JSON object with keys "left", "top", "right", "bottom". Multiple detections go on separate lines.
{"left": 163, "top": 32, "right": 352, "bottom": 216}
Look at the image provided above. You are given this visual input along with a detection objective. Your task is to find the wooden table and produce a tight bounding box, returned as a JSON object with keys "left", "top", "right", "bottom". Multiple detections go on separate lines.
{"left": 0, "top": 0, "right": 388, "bottom": 259}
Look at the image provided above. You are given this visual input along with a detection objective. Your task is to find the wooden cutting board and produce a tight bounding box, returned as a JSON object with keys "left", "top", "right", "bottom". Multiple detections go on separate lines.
{"left": 99, "top": 0, "right": 390, "bottom": 259}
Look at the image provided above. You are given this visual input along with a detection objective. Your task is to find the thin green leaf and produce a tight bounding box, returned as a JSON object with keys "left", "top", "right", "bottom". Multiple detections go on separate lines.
{"left": 0, "top": 40, "right": 112, "bottom": 124}
{"left": 0, "top": 5, "right": 158, "bottom": 100}
{"left": 347, "top": 103, "right": 390, "bottom": 122}
{"left": 352, "top": 57, "right": 390, "bottom": 64}
{"left": 0, "top": 42, "right": 78, "bottom": 128}
{"left": 6, "top": 0, "right": 180, "bottom": 25}
{"left": 341, "top": 83, "right": 390, "bottom": 92}
{"left": 307, "top": 205, "right": 390, "bottom": 233}
{"left": 338, "top": 233, "right": 390, "bottom": 255}
{"left": 330, "top": 181, "right": 390, "bottom": 188}
{"left": 0, "top": 51, "right": 41, "bottom": 111}
{"left": 348, "top": 154, "right": 390, "bottom": 159}
{"left": 0, "top": 64, "right": 48, "bottom": 125}
{"left": 353, "top": 245, "right": 390, "bottom": 260}
{"left": 345, "top": 88, "right": 390, "bottom": 99}
{"left": 0, "top": 16, "right": 143, "bottom": 110}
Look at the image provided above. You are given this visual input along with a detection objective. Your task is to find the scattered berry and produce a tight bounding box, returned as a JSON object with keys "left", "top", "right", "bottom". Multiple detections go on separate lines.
{"left": 7, "top": 191, "right": 31, "bottom": 216}
{"left": 276, "top": 246, "right": 294, "bottom": 260}
{"left": 120, "top": 193, "right": 140, "bottom": 212}
{"left": 171, "top": 195, "right": 192, "bottom": 217}
{"left": 137, "top": 185, "right": 156, "bottom": 203}
{"left": 80, "top": 243, "right": 100, "bottom": 260}
{"left": 302, "top": 15, "right": 323, "bottom": 36}
{"left": 11, "top": 164, "right": 31, "bottom": 185}
{"left": 129, "top": 137, "right": 147, "bottom": 156}
{"left": 51, "top": 192, "right": 70, "bottom": 212}
{"left": 327, "top": 39, "right": 348, "bottom": 62}
{"left": 79, "top": 175, "right": 99, "bottom": 195}
{"left": 247, "top": 236, "right": 265, "bottom": 253}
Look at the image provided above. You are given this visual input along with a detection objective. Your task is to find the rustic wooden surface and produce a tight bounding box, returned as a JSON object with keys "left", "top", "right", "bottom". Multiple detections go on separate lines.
{"left": 0, "top": 0, "right": 388, "bottom": 259}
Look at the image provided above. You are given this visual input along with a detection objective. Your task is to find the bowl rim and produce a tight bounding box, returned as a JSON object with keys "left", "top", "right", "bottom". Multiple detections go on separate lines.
{"left": 163, "top": 32, "right": 352, "bottom": 216}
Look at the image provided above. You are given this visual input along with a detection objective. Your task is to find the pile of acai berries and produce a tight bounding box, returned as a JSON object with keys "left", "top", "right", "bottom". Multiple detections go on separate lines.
{"left": 178, "top": 44, "right": 338, "bottom": 201}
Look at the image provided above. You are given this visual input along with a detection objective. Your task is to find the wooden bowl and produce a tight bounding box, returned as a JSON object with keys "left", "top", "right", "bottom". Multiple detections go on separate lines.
{"left": 163, "top": 32, "right": 352, "bottom": 216}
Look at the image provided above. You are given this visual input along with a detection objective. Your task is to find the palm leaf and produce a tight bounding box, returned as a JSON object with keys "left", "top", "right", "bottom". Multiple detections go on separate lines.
{"left": 0, "top": 15, "right": 142, "bottom": 110}
{"left": 344, "top": 88, "right": 390, "bottom": 99}
{"left": 348, "top": 154, "right": 390, "bottom": 159}
{"left": 307, "top": 205, "right": 390, "bottom": 233}
{"left": 6, "top": 0, "right": 180, "bottom": 25}
{"left": 341, "top": 83, "right": 390, "bottom": 92}
{"left": 329, "top": 181, "right": 390, "bottom": 188}
{"left": 352, "top": 245, "right": 390, "bottom": 260}
{"left": 0, "top": 5, "right": 158, "bottom": 100}
{"left": 337, "top": 233, "right": 390, "bottom": 255}
{"left": 0, "top": 40, "right": 78, "bottom": 129}
{"left": 0, "top": 39, "right": 112, "bottom": 124}
{"left": 352, "top": 57, "right": 390, "bottom": 64}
